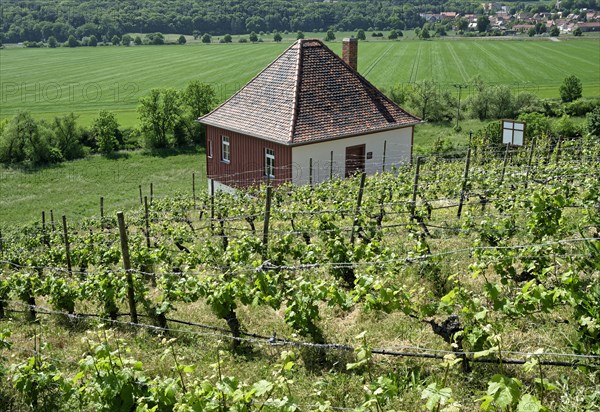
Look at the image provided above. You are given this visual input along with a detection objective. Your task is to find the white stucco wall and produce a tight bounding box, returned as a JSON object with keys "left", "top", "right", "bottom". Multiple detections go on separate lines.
{"left": 291, "top": 127, "right": 413, "bottom": 185}
{"left": 207, "top": 178, "right": 237, "bottom": 195}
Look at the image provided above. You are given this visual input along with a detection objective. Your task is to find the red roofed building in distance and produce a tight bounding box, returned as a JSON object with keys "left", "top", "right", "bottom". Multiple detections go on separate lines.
{"left": 198, "top": 38, "right": 421, "bottom": 193}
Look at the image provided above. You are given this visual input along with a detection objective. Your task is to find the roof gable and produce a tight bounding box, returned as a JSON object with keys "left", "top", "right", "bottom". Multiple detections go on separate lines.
{"left": 199, "top": 39, "right": 420, "bottom": 145}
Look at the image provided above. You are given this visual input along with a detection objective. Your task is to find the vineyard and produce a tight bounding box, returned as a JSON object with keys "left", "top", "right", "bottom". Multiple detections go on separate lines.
{"left": 0, "top": 132, "right": 599, "bottom": 411}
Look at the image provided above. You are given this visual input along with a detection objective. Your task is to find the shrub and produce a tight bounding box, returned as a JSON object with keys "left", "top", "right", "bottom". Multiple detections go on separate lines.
{"left": 517, "top": 112, "right": 552, "bottom": 140}
{"left": 0, "top": 112, "right": 55, "bottom": 165}
{"left": 559, "top": 75, "right": 583, "bottom": 103}
{"left": 553, "top": 115, "right": 580, "bottom": 138}
{"left": 564, "top": 98, "right": 600, "bottom": 117}
{"left": 586, "top": 107, "right": 600, "bottom": 137}
{"left": 92, "top": 111, "right": 120, "bottom": 155}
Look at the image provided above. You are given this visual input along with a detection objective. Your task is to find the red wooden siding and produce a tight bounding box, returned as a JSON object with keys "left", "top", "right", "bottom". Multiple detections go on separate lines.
{"left": 206, "top": 126, "right": 293, "bottom": 188}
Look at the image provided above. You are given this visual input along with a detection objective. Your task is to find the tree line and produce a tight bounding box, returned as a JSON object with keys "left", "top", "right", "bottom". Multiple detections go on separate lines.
{"left": 2, "top": 0, "right": 597, "bottom": 44}
{"left": 1, "top": 75, "right": 598, "bottom": 167}
{"left": 0, "top": 81, "right": 216, "bottom": 165}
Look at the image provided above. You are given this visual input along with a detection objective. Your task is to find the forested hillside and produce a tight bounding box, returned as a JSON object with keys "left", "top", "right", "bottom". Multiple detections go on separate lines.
{"left": 1, "top": 0, "right": 598, "bottom": 43}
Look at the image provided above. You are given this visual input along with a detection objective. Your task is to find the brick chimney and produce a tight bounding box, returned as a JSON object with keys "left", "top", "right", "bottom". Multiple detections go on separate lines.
{"left": 342, "top": 37, "right": 358, "bottom": 71}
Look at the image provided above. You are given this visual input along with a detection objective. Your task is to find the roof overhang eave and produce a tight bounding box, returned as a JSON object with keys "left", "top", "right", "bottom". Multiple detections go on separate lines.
{"left": 198, "top": 118, "right": 292, "bottom": 145}
{"left": 288, "top": 120, "right": 424, "bottom": 147}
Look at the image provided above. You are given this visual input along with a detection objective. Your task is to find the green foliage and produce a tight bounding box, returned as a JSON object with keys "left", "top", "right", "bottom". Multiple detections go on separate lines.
{"left": 12, "top": 354, "right": 71, "bottom": 411}
{"left": 273, "top": 32, "right": 282, "bottom": 42}
{"left": 407, "top": 80, "right": 456, "bottom": 122}
{"left": 389, "top": 29, "right": 402, "bottom": 39}
{"left": 550, "top": 26, "right": 560, "bottom": 36}
{"left": 552, "top": 115, "right": 580, "bottom": 138}
{"left": 121, "top": 34, "right": 132, "bottom": 46}
{"left": 586, "top": 106, "right": 600, "bottom": 136}
{"left": 92, "top": 110, "right": 120, "bottom": 155}
{"left": 133, "top": 35, "right": 142, "bottom": 45}
{"left": 559, "top": 75, "right": 583, "bottom": 103}
{"left": 47, "top": 35, "right": 57, "bottom": 48}
{"left": 517, "top": 112, "right": 552, "bottom": 140}
{"left": 0, "top": 111, "right": 55, "bottom": 165}
{"left": 177, "top": 34, "right": 186, "bottom": 44}
{"left": 66, "top": 34, "right": 78, "bottom": 47}
{"left": 573, "top": 27, "right": 582, "bottom": 36}
{"left": 146, "top": 32, "right": 165, "bottom": 45}
{"left": 477, "top": 16, "right": 491, "bottom": 32}
{"left": 223, "top": 33, "right": 232, "bottom": 43}
{"left": 325, "top": 29, "right": 336, "bottom": 41}
{"left": 111, "top": 34, "right": 120, "bottom": 45}
{"left": 357, "top": 29, "right": 366, "bottom": 40}
{"left": 249, "top": 31, "right": 258, "bottom": 42}
{"left": 138, "top": 88, "right": 181, "bottom": 148}
{"left": 296, "top": 31, "right": 304, "bottom": 39}
{"left": 564, "top": 98, "right": 600, "bottom": 117}
{"left": 51, "top": 113, "right": 83, "bottom": 160}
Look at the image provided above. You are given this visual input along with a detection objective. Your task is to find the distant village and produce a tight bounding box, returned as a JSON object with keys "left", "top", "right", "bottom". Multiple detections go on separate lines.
{"left": 420, "top": 2, "right": 599, "bottom": 35}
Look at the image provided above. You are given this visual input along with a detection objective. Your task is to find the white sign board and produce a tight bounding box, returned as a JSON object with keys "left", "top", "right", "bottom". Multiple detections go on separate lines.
{"left": 502, "top": 120, "right": 526, "bottom": 146}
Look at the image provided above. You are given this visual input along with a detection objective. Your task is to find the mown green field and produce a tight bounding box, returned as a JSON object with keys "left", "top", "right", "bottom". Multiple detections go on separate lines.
{"left": 1, "top": 38, "right": 598, "bottom": 126}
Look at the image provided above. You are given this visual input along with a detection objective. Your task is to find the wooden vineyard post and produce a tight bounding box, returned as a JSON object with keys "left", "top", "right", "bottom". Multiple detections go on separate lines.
{"left": 382, "top": 140, "right": 387, "bottom": 172}
{"left": 525, "top": 137, "right": 536, "bottom": 189}
{"left": 555, "top": 136, "right": 562, "bottom": 166}
{"left": 50, "top": 210, "right": 56, "bottom": 231}
{"left": 0, "top": 228, "right": 3, "bottom": 318}
{"left": 144, "top": 196, "right": 151, "bottom": 248}
{"left": 192, "top": 173, "right": 196, "bottom": 209}
{"left": 350, "top": 172, "right": 366, "bottom": 245}
{"left": 62, "top": 216, "right": 72, "bottom": 275}
{"left": 150, "top": 183, "right": 154, "bottom": 204}
{"left": 500, "top": 144, "right": 510, "bottom": 186}
{"left": 457, "top": 148, "right": 472, "bottom": 219}
{"left": 117, "top": 212, "right": 138, "bottom": 324}
{"left": 139, "top": 185, "right": 143, "bottom": 205}
{"left": 410, "top": 157, "right": 423, "bottom": 220}
{"left": 100, "top": 197, "right": 105, "bottom": 227}
{"left": 262, "top": 185, "right": 273, "bottom": 260}
{"left": 41, "top": 211, "right": 49, "bottom": 247}
{"left": 330, "top": 151, "right": 334, "bottom": 180}
{"left": 210, "top": 179, "right": 215, "bottom": 233}
{"left": 143, "top": 196, "right": 155, "bottom": 286}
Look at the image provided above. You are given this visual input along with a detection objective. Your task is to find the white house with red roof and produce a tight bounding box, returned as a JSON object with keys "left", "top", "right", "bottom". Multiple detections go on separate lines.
{"left": 199, "top": 38, "right": 421, "bottom": 192}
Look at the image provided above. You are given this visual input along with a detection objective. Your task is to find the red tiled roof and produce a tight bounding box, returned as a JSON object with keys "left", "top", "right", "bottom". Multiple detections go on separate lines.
{"left": 199, "top": 39, "right": 420, "bottom": 145}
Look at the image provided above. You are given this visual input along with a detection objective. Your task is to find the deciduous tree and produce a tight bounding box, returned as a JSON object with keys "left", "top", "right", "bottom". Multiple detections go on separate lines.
{"left": 559, "top": 75, "right": 582, "bottom": 103}
{"left": 92, "top": 110, "right": 120, "bottom": 155}
{"left": 52, "top": 113, "right": 83, "bottom": 160}
{"left": 138, "top": 89, "right": 181, "bottom": 148}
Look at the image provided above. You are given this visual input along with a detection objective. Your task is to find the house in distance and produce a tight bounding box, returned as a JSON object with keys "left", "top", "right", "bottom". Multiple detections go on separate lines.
{"left": 199, "top": 38, "right": 421, "bottom": 193}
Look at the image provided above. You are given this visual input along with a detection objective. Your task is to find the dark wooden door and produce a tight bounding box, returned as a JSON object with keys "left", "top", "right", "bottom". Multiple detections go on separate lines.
{"left": 345, "top": 144, "right": 366, "bottom": 177}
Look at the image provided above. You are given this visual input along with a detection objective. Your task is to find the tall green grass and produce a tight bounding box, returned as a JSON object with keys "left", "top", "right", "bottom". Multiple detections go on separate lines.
{"left": 0, "top": 148, "right": 205, "bottom": 226}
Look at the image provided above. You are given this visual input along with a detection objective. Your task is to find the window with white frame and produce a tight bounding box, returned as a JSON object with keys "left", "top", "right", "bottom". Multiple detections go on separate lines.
{"left": 207, "top": 139, "right": 213, "bottom": 158}
{"left": 265, "top": 148, "right": 275, "bottom": 178}
{"left": 221, "top": 136, "right": 230, "bottom": 163}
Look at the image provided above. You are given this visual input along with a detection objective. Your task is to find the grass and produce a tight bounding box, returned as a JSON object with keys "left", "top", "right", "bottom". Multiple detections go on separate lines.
{"left": 1, "top": 36, "right": 598, "bottom": 126}
{"left": 0, "top": 147, "right": 206, "bottom": 227}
